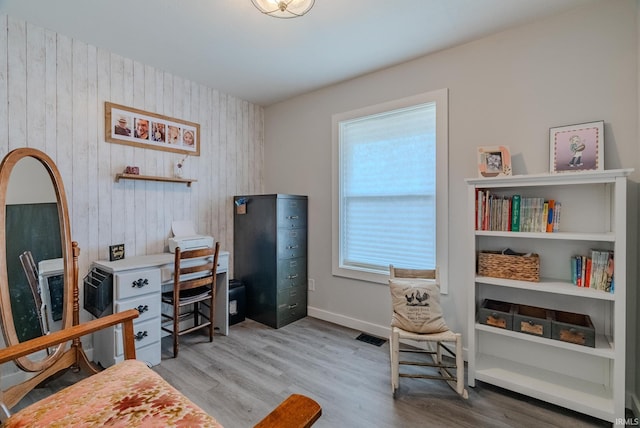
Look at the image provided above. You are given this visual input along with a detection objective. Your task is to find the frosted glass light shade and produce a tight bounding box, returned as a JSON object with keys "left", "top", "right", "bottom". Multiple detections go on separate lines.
{"left": 251, "top": 0, "right": 315, "bottom": 19}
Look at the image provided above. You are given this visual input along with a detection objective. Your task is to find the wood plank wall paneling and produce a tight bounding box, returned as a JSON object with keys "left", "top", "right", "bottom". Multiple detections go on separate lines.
{"left": 0, "top": 13, "right": 264, "bottom": 296}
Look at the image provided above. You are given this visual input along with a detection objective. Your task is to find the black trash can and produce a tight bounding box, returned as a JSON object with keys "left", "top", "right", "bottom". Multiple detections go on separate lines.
{"left": 228, "top": 279, "right": 246, "bottom": 326}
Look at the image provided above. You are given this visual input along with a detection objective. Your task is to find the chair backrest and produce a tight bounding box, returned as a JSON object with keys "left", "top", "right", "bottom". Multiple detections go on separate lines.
{"left": 389, "top": 265, "right": 438, "bottom": 281}
{"left": 173, "top": 242, "right": 220, "bottom": 292}
{"left": 19, "top": 251, "right": 48, "bottom": 335}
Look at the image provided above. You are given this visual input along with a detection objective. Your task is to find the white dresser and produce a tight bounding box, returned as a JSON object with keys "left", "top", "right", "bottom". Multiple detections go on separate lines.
{"left": 91, "top": 251, "right": 229, "bottom": 368}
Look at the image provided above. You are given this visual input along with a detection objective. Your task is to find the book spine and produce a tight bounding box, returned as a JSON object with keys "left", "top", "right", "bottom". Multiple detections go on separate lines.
{"left": 541, "top": 201, "right": 548, "bottom": 233}
{"left": 546, "top": 200, "right": 555, "bottom": 232}
{"left": 584, "top": 257, "right": 592, "bottom": 288}
{"left": 511, "top": 195, "right": 521, "bottom": 232}
{"left": 552, "top": 202, "right": 561, "bottom": 232}
{"left": 571, "top": 256, "right": 577, "bottom": 285}
{"left": 576, "top": 255, "right": 582, "bottom": 287}
{"left": 605, "top": 252, "right": 614, "bottom": 293}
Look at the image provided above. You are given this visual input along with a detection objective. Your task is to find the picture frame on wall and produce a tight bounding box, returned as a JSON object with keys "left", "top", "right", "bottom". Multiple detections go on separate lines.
{"left": 477, "top": 146, "right": 512, "bottom": 177}
{"left": 549, "top": 120, "right": 603, "bottom": 173}
{"left": 105, "top": 102, "right": 200, "bottom": 156}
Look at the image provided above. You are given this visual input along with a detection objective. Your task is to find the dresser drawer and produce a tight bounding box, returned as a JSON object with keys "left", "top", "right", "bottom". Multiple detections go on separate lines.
{"left": 277, "top": 257, "right": 307, "bottom": 289}
{"left": 115, "top": 318, "right": 160, "bottom": 356}
{"left": 277, "top": 287, "right": 307, "bottom": 326}
{"left": 114, "top": 342, "right": 161, "bottom": 367}
{"left": 277, "top": 198, "right": 307, "bottom": 229}
{"left": 277, "top": 228, "right": 307, "bottom": 259}
{"left": 115, "top": 268, "right": 161, "bottom": 300}
{"left": 115, "top": 294, "right": 160, "bottom": 323}
{"left": 277, "top": 285, "right": 306, "bottom": 307}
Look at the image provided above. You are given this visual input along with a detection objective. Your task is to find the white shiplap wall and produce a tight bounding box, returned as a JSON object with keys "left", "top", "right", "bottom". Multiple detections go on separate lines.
{"left": 0, "top": 14, "right": 264, "bottom": 283}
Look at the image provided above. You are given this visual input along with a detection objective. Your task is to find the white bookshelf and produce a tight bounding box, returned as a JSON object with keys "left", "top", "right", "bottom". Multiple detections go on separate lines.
{"left": 466, "top": 169, "right": 632, "bottom": 423}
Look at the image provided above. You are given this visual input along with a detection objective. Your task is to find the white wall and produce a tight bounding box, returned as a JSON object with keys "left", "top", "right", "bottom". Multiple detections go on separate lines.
{"left": 0, "top": 14, "right": 264, "bottom": 278}
{"left": 0, "top": 13, "right": 264, "bottom": 381}
{"left": 263, "top": 0, "right": 638, "bottom": 410}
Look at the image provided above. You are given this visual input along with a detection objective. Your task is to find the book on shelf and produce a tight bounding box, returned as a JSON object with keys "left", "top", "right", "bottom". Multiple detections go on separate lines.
{"left": 473, "top": 191, "right": 560, "bottom": 233}
{"left": 546, "top": 199, "right": 555, "bottom": 232}
{"left": 511, "top": 195, "right": 520, "bottom": 232}
{"left": 552, "top": 202, "right": 561, "bottom": 232}
{"left": 570, "top": 249, "right": 614, "bottom": 292}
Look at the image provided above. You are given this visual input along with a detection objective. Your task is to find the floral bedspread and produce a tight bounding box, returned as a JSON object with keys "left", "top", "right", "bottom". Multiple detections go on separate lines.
{"left": 5, "top": 359, "right": 223, "bottom": 427}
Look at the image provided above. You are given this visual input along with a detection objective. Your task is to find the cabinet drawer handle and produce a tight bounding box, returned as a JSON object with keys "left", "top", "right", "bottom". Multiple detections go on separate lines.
{"left": 287, "top": 215, "right": 299, "bottom": 220}
{"left": 134, "top": 331, "right": 148, "bottom": 341}
{"left": 288, "top": 303, "right": 298, "bottom": 309}
{"left": 132, "top": 278, "right": 149, "bottom": 288}
{"left": 287, "top": 274, "right": 298, "bottom": 279}
{"left": 287, "top": 245, "right": 299, "bottom": 249}
{"left": 136, "top": 305, "right": 149, "bottom": 314}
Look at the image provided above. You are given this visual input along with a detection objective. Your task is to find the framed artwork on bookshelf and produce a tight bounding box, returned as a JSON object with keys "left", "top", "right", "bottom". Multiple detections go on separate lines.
{"left": 549, "top": 120, "right": 603, "bottom": 173}
{"left": 477, "top": 146, "right": 512, "bottom": 177}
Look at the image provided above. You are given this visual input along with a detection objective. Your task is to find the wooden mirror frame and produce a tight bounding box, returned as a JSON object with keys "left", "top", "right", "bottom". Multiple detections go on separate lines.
{"left": 0, "top": 148, "right": 74, "bottom": 372}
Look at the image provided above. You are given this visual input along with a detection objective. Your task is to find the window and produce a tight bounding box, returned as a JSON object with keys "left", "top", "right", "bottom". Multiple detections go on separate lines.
{"left": 331, "top": 89, "right": 449, "bottom": 289}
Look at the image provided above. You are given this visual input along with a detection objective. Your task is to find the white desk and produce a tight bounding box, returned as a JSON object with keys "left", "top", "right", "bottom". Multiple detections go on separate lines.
{"left": 91, "top": 251, "right": 229, "bottom": 367}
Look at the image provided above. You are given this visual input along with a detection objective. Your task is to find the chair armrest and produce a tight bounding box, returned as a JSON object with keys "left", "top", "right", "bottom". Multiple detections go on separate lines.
{"left": 254, "top": 394, "right": 322, "bottom": 428}
{"left": 0, "top": 309, "right": 139, "bottom": 365}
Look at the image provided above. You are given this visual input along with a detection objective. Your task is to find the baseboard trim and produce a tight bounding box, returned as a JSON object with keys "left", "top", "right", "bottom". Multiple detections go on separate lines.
{"left": 308, "top": 307, "right": 390, "bottom": 339}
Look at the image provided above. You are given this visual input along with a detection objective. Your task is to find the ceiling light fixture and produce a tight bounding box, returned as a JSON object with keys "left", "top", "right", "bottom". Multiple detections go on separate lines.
{"left": 251, "top": 0, "right": 315, "bottom": 19}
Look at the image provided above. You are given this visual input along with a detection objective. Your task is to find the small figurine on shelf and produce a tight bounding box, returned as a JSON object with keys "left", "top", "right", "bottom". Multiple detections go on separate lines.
{"left": 175, "top": 155, "right": 188, "bottom": 178}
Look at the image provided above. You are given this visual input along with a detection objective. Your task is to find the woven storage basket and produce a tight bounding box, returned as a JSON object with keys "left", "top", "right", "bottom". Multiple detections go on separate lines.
{"left": 477, "top": 251, "right": 540, "bottom": 282}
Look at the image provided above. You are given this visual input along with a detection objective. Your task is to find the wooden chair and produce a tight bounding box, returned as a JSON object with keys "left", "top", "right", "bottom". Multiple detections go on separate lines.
{"left": 389, "top": 265, "right": 468, "bottom": 399}
{"left": 161, "top": 242, "right": 220, "bottom": 358}
{"left": 19, "top": 251, "right": 50, "bottom": 336}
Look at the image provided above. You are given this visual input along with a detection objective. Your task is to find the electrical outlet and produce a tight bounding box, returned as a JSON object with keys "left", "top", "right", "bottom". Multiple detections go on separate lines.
{"left": 308, "top": 278, "right": 315, "bottom": 291}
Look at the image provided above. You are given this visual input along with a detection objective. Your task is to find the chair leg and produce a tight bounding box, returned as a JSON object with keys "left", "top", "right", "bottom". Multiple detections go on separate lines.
{"left": 390, "top": 329, "right": 400, "bottom": 397}
{"left": 173, "top": 303, "right": 179, "bottom": 358}
{"left": 455, "top": 334, "right": 468, "bottom": 399}
{"left": 209, "top": 284, "right": 216, "bottom": 342}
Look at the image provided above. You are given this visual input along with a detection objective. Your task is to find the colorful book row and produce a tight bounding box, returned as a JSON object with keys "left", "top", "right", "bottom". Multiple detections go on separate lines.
{"left": 475, "top": 190, "right": 561, "bottom": 232}
{"left": 571, "top": 250, "right": 614, "bottom": 293}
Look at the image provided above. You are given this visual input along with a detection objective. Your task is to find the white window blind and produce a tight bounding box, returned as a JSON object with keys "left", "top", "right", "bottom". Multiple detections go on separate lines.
{"left": 339, "top": 103, "right": 436, "bottom": 272}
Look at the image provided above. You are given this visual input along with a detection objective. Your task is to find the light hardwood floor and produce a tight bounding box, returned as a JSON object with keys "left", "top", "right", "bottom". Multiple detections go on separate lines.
{"left": 155, "top": 317, "right": 613, "bottom": 428}
{"left": 16, "top": 317, "right": 618, "bottom": 427}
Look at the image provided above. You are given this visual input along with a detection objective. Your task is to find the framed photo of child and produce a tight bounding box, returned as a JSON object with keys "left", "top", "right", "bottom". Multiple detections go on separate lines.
{"left": 549, "top": 120, "right": 603, "bottom": 173}
{"left": 477, "top": 146, "right": 512, "bottom": 177}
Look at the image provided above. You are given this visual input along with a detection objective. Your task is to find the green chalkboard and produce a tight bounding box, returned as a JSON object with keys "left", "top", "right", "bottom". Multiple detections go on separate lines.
{"left": 6, "top": 203, "right": 62, "bottom": 342}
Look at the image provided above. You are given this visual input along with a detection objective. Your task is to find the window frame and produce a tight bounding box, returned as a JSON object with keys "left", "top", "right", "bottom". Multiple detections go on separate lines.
{"left": 331, "top": 88, "right": 449, "bottom": 291}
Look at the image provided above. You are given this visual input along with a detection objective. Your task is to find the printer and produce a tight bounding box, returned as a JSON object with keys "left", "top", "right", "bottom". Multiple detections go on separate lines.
{"left": 168, "top": 235, "right": 214, "bottom": 253}
{"left": 168, "top": 220, "right": 214, "bottom": 253}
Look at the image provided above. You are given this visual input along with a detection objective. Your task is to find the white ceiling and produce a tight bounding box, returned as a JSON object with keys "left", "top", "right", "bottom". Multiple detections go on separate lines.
{"left": 0, "top": 0, "right": 599, "bottom": 106}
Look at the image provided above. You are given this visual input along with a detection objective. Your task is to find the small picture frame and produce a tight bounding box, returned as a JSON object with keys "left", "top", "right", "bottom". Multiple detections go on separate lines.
{"left": 549, "top": 120, "right": 603, "bottom": 173}
{"left": 477, "top": 146, "right": 512, "bottom": 177}
{"left": 109, "top": 244, "right": 125, "bottom": 261}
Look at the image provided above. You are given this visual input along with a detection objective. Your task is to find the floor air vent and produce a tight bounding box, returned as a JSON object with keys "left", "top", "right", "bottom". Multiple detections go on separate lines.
{"left": 356, "top": 333, "right": 386, "bottom": 347}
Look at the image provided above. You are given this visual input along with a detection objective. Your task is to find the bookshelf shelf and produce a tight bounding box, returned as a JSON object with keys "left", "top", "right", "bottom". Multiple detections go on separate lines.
{"left": 475, "top": 230, "right": 615, "bottom": 242}
{"left": 475, "top": 276, "right": 616, "bottom": 301}
{"left": 466, "top": 169, "right": 631, "bottom": 424}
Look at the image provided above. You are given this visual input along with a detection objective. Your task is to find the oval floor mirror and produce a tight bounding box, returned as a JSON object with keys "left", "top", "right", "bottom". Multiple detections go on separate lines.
{"left": 0, "top": 148, "right": 94, "bottom": 408}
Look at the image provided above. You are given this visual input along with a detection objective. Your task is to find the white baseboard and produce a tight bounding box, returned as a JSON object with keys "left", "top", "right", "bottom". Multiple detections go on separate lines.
{"left": 307, "top": 306, "right": 468, "bottom": 362}
{"left": 307, "top": 306, "right": 391, "bottom": 339}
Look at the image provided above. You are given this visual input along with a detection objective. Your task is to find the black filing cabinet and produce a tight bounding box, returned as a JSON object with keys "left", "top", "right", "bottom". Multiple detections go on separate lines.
{"left": 233, "top": 194, "right": 307, "bottom": 328}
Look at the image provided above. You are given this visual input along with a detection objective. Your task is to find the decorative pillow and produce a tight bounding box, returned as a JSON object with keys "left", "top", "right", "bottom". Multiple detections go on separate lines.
{"left": 389, "top": 278, "right": 449, "bottom": 334}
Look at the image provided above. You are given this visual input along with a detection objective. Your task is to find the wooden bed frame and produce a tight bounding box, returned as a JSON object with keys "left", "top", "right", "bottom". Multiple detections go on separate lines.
{"left": 0, "top": 308, "right": 321, "bottom": 427}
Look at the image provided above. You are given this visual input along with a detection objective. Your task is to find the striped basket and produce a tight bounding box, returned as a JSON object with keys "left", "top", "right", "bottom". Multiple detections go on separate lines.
{"left": 477, "top": 251, "right": 539, "bottom": 282}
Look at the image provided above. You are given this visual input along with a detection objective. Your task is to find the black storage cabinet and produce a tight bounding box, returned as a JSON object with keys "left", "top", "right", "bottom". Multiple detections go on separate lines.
{"left": 233, "top": 194, "right": 308, "bottom": 329}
